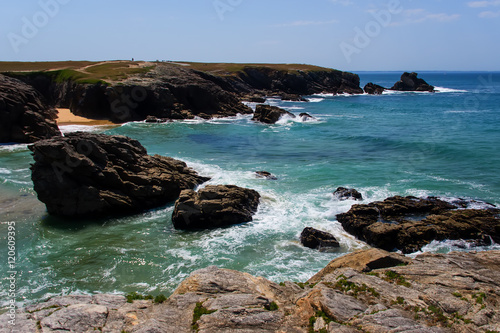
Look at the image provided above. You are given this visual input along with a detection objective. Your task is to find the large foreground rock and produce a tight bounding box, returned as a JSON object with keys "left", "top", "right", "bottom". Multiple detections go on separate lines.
{"left": 5, "top": 250, "right": 500, "bottom": 332}
{"left": 391, "top": 72, "right": 435, "bottom": 92}
{"left": 0, "top": 74, "right": 61, "bottom": 143}
{"left": 172, "top": 185, "right": 261, "bottom": 229}
{"left": 300, "top": 227, "right": 340, "bottom": 251}
{"left": 336, "top": 196, "right": 500, "bottom": 253}
{"left": 29, "top": 132, "right": 209, "bottom": 217}
{"left": 252, "top": 104, "right": 296, "bottom": 124}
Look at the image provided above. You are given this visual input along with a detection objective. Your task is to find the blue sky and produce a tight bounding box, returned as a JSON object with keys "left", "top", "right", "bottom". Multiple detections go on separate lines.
{"left": 1, "top": 0, "right": 499, "bottom": 71}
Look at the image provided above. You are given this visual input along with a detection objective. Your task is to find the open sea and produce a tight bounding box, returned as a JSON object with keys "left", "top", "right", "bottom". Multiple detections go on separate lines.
{"left": 1, "top": 71, "right": 500, "bottom": 307}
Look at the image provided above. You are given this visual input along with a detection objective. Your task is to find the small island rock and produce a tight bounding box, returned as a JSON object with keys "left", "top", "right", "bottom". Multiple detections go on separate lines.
{"left": 300, "top": 227, "right": 340, "bottom": 251}
{"left": 333, "top": 187, "right": 363, "bottom": 201}
{"left": 364, "top": 83, "right": 386, "bottom": 95}
{"left": 252, "top": 104, "right": 296, "bottom": 124}
{"left": 390, "top": 72, "right": 434, "bottom": 92}
{"left": 172, "top": 185, "right": 260, "bottom": 230}
{"left": 255, "top": 171, "right": 277, "bottom": 180}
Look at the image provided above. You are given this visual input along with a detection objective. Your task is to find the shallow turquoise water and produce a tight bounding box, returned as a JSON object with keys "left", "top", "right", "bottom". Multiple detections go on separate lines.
{"left": 1, "top": 72, "right": 499, "bottom": 306}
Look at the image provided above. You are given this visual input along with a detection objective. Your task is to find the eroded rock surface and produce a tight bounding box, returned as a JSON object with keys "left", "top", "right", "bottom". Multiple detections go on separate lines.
{"left": 172, "top": 185, "right": 261, "bottom": 230}
{"left": 29, "top": 132, "right": 209, "bottom": 217}
{"left": 5, "top": 250, "right": 499, "bottom": 333}
{"left": 300, "top": 227, "right": 340, "bottom": 251}
{"left": 336, "top": 196, "right": 499, "bottom": 253}
{"left": 0, "top": 74, "right": 61, "bottom": 143}
{"left": 391, "top": 72, "right": 435, "bottom": 92}
{"left": 252, "top": 104, "right": 296, "bottom": 124}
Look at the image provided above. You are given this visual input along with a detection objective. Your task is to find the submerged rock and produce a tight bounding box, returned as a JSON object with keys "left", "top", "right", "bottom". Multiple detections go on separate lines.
{"left": 299, "top": 112, "right": 315, "bottom": 121}
{"left": 300, "top": 227, "right": 340, "bottom": 251}
{"left": 7, "top": 250, "right": 500, "bottom": 332}
{"left": 172, "top": 185, "right": 260, "bottom": 230}
{"left": 364, "top": 82, "right": 386, "bottom": 95}
{"left": 29, "top": 132, "right": 209, "bottom": 217}
{"left": 336, "top": 196, "right": 499, "bottom": 253}
{"left": 252, "top": 104, "right": 296, "bottom": 124}
{"left": 333, "top": 187, "right": 363, "bottom": 201}
{"left": 390, "top": 72, "right": 435, "bottom": 92}
{"left": 0, "top": 74, "right": 61, "bottom": 143}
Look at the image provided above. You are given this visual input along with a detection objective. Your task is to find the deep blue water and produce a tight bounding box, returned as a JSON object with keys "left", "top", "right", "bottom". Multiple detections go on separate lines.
{"left": 1, "top": 72, "right": 499, "bottom": 307}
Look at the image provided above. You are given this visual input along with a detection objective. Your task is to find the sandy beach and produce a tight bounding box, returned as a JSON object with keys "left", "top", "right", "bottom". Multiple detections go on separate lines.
{"left": 56, "top": 108, "right": 116, "bottom": 126}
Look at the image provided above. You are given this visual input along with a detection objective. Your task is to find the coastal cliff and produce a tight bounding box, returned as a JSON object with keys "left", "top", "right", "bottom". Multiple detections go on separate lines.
{"left": 1, "top": 61, "right": 362, "bottom": 123}
{"left": 2, "top": 249, "right": 499, "bottom": 332}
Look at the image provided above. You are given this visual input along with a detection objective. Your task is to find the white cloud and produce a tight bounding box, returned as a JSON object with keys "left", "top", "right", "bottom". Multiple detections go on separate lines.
{"left": 272, "top": 19, "right": 339, "bottom": 28}
{"left": 390, "top": 9, "right": 460, "bottom": 25}
{"left": 467, "top": 0, "right": 500, "bottom": 8}
{"left": 479, "top": 10, "right": 500, "bottom": 17}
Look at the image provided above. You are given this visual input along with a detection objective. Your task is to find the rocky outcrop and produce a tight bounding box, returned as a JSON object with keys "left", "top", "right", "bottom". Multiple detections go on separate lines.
{"left": 280, "top": 93, "right": 308, "bottom": 102}
{"left": 300, "top": 227, "right": 340, "bottom": 251}
{"left": 256, "top": 171, "right": 278, "bottom": 180}
{"left": 336, "top": 196, "right": 499, "bottom": 253}
{"left": 172, "top": 185, "right": 260, "bottom": 230}
{"left": 5, "top": 63, "right": 364, "bottom": 123}
{"left": 6, "top": 249, "right": 500, "bottom": 332}
{"left": 299, "top": 112, "right": 315, "bottom": 121}
{"left": 333, "top": 187, "right": 363, "bottom": 201}
{"left": 252, "top": 104, "right": 296, "bottom": 124}
{"left": 364, "top": 82, "right": 386, "bottom": 95}
{"left": 0, "top": 74, "right": 61, "bottom": 143}
{"left": 29, "top": 132, "right": 209, "bottom": 217}
{"left": 391, "top": 72, "right": 435, "bottom": 92}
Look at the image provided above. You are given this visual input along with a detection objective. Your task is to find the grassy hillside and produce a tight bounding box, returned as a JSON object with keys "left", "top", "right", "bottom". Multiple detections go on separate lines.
{"left": 0, "top": 60, "right": 338, "bottom": 84}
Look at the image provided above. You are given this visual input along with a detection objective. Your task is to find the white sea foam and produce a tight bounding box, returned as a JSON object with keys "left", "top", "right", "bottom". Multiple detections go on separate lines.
{"left": 408, "top": 239, "right": 500, "bottom": 258}
{"left": 434, "top": 86, "right": 468, "bottom": 93}
{"left": 60, "top": 125, "right": 108, "bottom": 134}
{"left": 0, "top": 168, "right": 12, "bottom": 175}
{"left": 307, "top": 98, "right": 325, "bottom": 103}
{"left": 0, "top": 143, "right": 29, "bottom": 153}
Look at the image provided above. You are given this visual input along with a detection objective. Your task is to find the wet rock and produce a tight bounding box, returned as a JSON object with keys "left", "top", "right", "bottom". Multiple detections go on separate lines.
{"left": 364, "top": 82, "right": 386, "bottom": 95}
{"left": 300, "top": 227, "right": 340, "bottom": 251}
{"left": 172, "top": 185, "right": 260, "bottom": 230}
{"left": 145, "top": 115, "right": 169, "bottom": 123}
{"left": 252, "top": 104, "right": 296, "bottom": 124}
{"left": 333, "top": 187, "right": 363, "bottom": 201}
{"left": 0, "top": 74, "right": 61, "bottom": 143}
{"left": 280, "top": 93, "right": 308, "bottom": 102}
{"left": 336, "top": 196, "right": 499, "bottom": 253}
{"left": 390, "top": 72, "right": 435, "bottom": 92}
{"left": 256, "top": 171, "right": 278, "bottom": 180}
{"left": 29, "top": 132, "right": 209, "bottom": 217}
{"left": 299, "top": 112, "right": 315, "bottom": 121}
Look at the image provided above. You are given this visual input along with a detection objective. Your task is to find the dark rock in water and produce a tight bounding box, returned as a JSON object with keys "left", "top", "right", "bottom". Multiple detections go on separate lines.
{"left": 29, "top": 132, "right": 209, "bottom": 217}
{"left": 255, "top": 171, "right": 277, "bottom": 180}
{"left": 280, "top": 93, "right": 308, "bottom": 102}
{"left": 334, "top": 187, "right": 363, "bottom": 201}
{"left": 363, "top": 83, "right": 386, "bottom": 95}
{"left": 390, "top": 72, "right": 434, "bottom": 92}
{"left": 145, "top": 115, "right": 169, "bottom": 123}
{"left": 172, "top": 185, "right": 260, "bottom": 230}
{"left": 0, "top": 74, "right": 61, "bottom": 143}
{"left": 299, "top": 113, "right": 315, "bottom": 121}
{"left": 336, "top": 196, "right": 499, "bottom": 253}
{"left": 300, "top": 227, "right": 340, "bottom": 250}
{"left": 252, "top": 104, "right": 295, "bottom": 124}
{"left": 244, "top": 95, "right": 267, "bottom": 103}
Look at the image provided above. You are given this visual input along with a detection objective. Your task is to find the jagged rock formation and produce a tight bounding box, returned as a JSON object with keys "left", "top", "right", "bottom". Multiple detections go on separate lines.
{"left": 172, "top": 185, "right": 261, "bottom": 230}
{"left": 364, "top": 82, "right": 386, "bottom": 95}
{"left": 29, "top": 132, "right": 209, "bottom": 217}
{"left": 252, "top": 104, "right": 296, "bottom": 124}
{"left": 0, "top": 74, "right": 61, "bottom": 143}
{"left": 5, "top": 249, "right": 499, "bottom": 332}
{"left": 391, "top": 72, "right": 435, "bottom": 92}
{"left": 5, "top": 63, "right": 363, "bottom": 122}
{"left": 333, "top": 187, "right": 363, "bottom": 201}
{"left": 336, "top": 196, "right": 499, "bottom": 253}
{"left": 300, "top": 227, "right": 340, "bottom": 250}
{"left": 256, "top": 171, "right": 278, "bottom": 180}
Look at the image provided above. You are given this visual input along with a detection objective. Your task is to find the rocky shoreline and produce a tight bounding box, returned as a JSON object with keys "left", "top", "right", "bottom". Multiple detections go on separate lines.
{"left": 2, "top": 249, "right": 499, "bottom": 333}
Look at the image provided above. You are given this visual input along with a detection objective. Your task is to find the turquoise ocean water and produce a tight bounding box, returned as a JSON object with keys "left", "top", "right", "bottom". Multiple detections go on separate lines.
{"left": 1, "top": 72, "right": 500, "bottom": 307}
